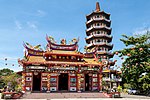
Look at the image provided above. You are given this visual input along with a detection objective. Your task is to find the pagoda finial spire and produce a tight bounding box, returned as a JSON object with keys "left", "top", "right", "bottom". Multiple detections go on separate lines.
{"left": 95, "top": 2, "right": 100, "bottom": 12}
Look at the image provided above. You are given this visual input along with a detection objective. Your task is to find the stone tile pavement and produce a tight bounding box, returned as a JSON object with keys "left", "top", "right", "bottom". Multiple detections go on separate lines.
{"left": 8, "top": 92, "right": 149, "bottom": 100}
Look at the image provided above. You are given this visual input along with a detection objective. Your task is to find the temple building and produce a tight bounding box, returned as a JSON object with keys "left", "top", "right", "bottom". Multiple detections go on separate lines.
{"left": 18, "top": 36, "right": 104, "bottom": 92}
{"left": 18, "top": 2, "right": 121, "bottom": 93}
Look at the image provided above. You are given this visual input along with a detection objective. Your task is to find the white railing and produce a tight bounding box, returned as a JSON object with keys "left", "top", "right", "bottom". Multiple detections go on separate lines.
{"left": 86, "top": 34, "right": 112, "bottom": 40}
{"left": 86, "top": 18, "right": 110, "bottom": 24}
{"left": 97, "top": 51, "right": 113, "bottom": 55}
{"left": 87, "top": 42, "right": 113, "bottom": 47}
{"left": 86, "top": 26, "right": 111, "bottom": 31}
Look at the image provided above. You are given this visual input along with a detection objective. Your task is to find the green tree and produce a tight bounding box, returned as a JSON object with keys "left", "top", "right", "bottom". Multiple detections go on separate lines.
{"left": 0, "top": 68, "right": 21, "bottom": 91}
{"left": 116, "top": 31, "right": 150, "bottom": 93}
{"left": 0, "top": 68, "right": 14, "bottom": 76}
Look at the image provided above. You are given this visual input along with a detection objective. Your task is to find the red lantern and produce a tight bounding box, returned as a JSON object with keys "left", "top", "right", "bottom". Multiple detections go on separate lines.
{"left": 139, "top": 48, "right": 143, "bottom": 51}
{"left": 127, "top": 53, "right": 131, "bottom": 56}
{"left": 103, "top": 56, "right": 106, "bottom": 59}
{"left": 131, "top": 47, "right": 135, "bottom": 50}
{"left": 115, "top": 52, "right": 118, "bottom": 55}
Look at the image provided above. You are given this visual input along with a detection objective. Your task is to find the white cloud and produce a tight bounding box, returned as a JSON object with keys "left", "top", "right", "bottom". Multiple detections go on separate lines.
{"left": 27, "top": 21, "right": 38, "bottom": 31}
{"left": 15, "top": 20, "right": 22, "bottom": 30}
{"left": 36, "top": 10, "right": 46, "bottom": 17}
{"left": 133, "top": 27, "right": 150, "bottom": 36}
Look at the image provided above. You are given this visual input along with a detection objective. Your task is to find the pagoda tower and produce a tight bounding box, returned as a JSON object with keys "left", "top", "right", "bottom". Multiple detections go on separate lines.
{"left": 85, "top": 2, "right": 113, "bottom": 62}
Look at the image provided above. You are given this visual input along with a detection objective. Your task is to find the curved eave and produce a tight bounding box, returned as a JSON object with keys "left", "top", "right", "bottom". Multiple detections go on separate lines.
{"left": 85, "top": 35, "right": 112, "bottom": 43}
{"left": 43, "top": 52, "right": 84, "bottom": 57}
{"left": 103, "top": 68, "right": 118, "bottom": 73}
{"left": 46, "top": 35, "right": 78, "bottom": 47}
{"left": 49, "top": 45, "right": 77, "bottom": 51}
{"left": 86, "top": 27, "right": 112, "bottom": 36}
{"left": 97, "top": 52, "right": 114, "bottom": 58}
{"left": 86, "top": 11, "right": 110, "bottom": 19}
{"left": 23, "top": 43, "right": 44, "bottom": 56}
{"left": 86, "top": 20, "right": 111, "bottom": 27}
{"left": 21, "top": 61, "right": 101, "bottom": 66}
{"left": 83, "top": 52, "right": 95, "bottom": 58}
{"left": 87, "top": 43, "right": 113, "bottom": 49}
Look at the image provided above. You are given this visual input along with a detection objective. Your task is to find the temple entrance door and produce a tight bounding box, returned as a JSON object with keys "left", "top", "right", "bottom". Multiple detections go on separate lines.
{"left": 32, "top": 72, "right": 41, "bottom": 91}
{"left": 58, "top": 73, "right": 68, "bottom": 90}
{"left": 85, "top": 73, "right": 92, "bottom": 91}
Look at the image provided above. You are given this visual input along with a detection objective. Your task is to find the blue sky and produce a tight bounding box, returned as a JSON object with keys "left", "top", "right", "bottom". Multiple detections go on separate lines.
{"left": 0, "top": 0, "right": 150, "bottom": 71}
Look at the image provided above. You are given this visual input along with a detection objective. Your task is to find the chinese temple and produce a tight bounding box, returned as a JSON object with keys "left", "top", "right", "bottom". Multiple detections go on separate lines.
{"left": 18, "top": 2, "right": 121, "bottom": 93}
{"left": 18, "top": 36, "right": 104, "bottom": 92}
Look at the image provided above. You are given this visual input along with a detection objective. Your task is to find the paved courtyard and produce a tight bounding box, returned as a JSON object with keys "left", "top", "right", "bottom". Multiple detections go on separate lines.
{"left": 20, "top": 92, "right": 150, "bottom": 100}
{"left": 22, "top": 92, "right": 108, "bottom": 99}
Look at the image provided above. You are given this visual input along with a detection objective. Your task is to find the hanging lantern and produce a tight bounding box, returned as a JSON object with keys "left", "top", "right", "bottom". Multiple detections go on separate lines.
{"left": 121, "top": 57, "right": 124, "bottom": 60}
{"left": 131, "top": 47, "right": 135, "bottom": 50}
{"left": 12, "top": 64, "right": 14, "bottom": 66}
{"left": 139, "top": 48, "right": 143, "bottom": 51}
{"left": 5, "top": 63, "right": 7, "bottom": 65}
{"left": 5, "top": 58, "right": 7, "bottom": 61}
{"left": 115, "top": 52, "right": 118, "bottom": 55}
{"left": 127, "top": 53, "right": 131, "bottom": 56}
{"left": 103, "top": 56, "right": 106, "bottom": 59}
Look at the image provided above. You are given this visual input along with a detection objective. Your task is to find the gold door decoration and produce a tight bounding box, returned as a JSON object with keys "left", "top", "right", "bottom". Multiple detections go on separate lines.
{"left": 77, "top": 74, "right": 81, "bottom": 91}
{"left": 47, "top": 73, "right": 51, "bottom": 91}
{"left": 22, "top": 73, "right": 26, "bottom": 91}
{"left": 99, "top": 74, "right": 103, "bottom": 91}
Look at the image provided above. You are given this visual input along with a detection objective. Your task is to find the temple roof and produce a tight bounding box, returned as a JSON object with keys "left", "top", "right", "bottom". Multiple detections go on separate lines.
{"left": 46, "top": 35, "right": 79, "bottom": 51}
{"left": 20, "top": 55, "right": 101, "bottom": 66}
{"left": 102, "top": 69, "right": 121, "bottom": 73}
{"left": 44, "top": 50, "right": 83, "bottom": 57}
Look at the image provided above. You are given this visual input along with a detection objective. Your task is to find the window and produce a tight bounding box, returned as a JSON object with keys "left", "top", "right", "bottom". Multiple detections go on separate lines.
{"left": 26, "top": 77, "right": 32, "bottom": 81}
{"left": 70, "top": 83, "right": 76, "bottom": 86}
{"left": 70, "top": 78, "right": 76, "bottom": 82}
{"left": 42, "top": 83, "right": 47, "bottom": 87}
{"left": 50, "top": 83, "right": 57, "bottom": 87}
{"left": 93, "top": 78, "right": 98, "bottom": 82}
{"left": 50, "top": 78, "right": 56, "bottom": 82}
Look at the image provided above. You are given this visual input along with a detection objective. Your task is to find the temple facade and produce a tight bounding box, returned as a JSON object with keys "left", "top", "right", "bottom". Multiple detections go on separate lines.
{"left": 18, "top": 2, "right": 121, "bottom": 93}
